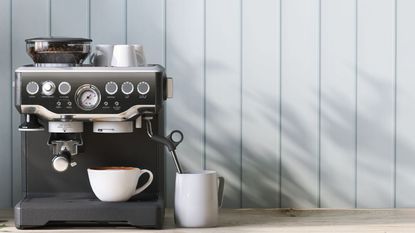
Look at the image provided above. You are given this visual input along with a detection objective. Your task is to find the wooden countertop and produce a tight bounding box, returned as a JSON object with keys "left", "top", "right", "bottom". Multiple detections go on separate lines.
{"left": 1, "top": 208, "right": 415, "bottom": 232}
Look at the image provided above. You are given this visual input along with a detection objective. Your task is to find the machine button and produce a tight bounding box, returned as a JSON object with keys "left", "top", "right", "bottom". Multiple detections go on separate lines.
{"left": 67, "top": 101, "right": 72, "bottom": 106}
{"left": 137, "top": 81, "right": 150, "bottom": 95}
{"left": 105, "top": 81, "right": 118, "bottom": 95}
{"left": 58, "top": 82, "right": 71, "bottom": 95}
{"left": 104, "top": 101, "right": 108, "bottom": 106}
{"left": 26, "top": 81, "right": 39, "bottom": 95}
{"left": 114, "top": 101, "right": 119, "bottom": 106}
{"left": 121, "top": 81, "right": 134, "bottom": 95}
{"left": 57, "top": 101, "right": 61, "bottom": 106}
{"left": 41, "top": 81, "right": 56, "bottom": 96}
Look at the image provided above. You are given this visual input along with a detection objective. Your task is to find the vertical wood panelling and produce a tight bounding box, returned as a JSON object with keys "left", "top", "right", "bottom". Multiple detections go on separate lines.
{"left": 90, "top": 0, "right": 126, "bottom": 44}
{"left": 0, "top": 0, "right": 12, "bottom": 208}
{"left": 320, "top": 0, "right": 356, "bottom": 208}
{"left": 241, "top": 0, "right": 280, "bottom": 208}
{"left": 356, "top": 0, "right": 395, "bottom": 208}
{"left": 12, "top": 0, "right": 50, "bottom": 205}
{"left": 127, "top": 0, "right": 164, "bottom": 65}
{"left": 281, "top": 0, "right": 320, "bottom": 208}
{"left": 396, "top": 0, "right": 415, "bottom": 207}
{"left": 165, "top": 0, "right": 205, "bottom": 206}
{"left": 51, "top": 0, "right": 89, "bottom": 37}
{"left": 3, "top": 0, "right": 414, "bottom": 209}
{"left": 205, "top": 0, "right": 242, "bottom": 208}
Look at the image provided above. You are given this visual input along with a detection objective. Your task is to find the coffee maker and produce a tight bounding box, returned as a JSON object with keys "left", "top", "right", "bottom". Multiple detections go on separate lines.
{"left": 13, "top": 38, "right": 174, "bottom": 229}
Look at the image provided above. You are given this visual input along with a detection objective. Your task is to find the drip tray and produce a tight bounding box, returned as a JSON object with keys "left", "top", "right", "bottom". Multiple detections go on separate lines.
{"left": 14, "top": 193, "right": 164, "bottom": 229}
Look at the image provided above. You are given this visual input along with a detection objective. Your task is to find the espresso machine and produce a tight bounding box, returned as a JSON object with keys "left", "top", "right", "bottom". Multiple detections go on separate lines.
{"left": 13, "top": 38, "right": 174, "bottom": 229}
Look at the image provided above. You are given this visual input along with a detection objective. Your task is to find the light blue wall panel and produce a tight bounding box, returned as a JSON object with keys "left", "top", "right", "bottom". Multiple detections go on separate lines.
{"left": 241, "top": 0, "right": 280, "bottom": 208}
{"left": 127, "top": 0, "right": 164, "bottom": 65}
{"left": 396, "top": 0, "right": 415, "bottom": 208}
{"left": 165, "top": 0, "right": 205, "bottom": 206}
{"left": 51, "top": 0, "right": 89, "bottom": 37}
{"left": 205, "top": 0, "right": 242, "bottom": 208}
{"left": 91, "top": 0, "right": 126, "bottom": 44}
{"left": 11, "top": 0, "right": 50, "bottom": 205}
{"left": 2, "top": 0, "right": 413, "bottom": 209}
{"left": 320, "top": 0, "right": 356, "bottom": 208}
{"left": 280, "top": 0, "right": 320, "bottom": 208}
{"left": 0, "top": 0, "right": 12, "bottom": 208}
{"left": 356, "top": 0, "right": 395, "bottom": 208}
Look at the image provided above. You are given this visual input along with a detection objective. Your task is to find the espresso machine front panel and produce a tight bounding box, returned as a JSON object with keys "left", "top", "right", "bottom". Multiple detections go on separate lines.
{"left": 15, "top": 66, "right": 167, "bottom": 121}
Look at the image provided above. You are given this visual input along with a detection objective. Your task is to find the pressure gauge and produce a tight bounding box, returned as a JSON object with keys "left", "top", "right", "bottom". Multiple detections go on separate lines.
{"left": 75, "top": 84, "right": 101, "bottom": 111}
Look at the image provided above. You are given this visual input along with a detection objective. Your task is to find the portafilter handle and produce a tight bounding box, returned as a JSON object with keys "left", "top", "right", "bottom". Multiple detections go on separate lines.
{"left": 52, "top": 150, "right": 77, "bottom": 172}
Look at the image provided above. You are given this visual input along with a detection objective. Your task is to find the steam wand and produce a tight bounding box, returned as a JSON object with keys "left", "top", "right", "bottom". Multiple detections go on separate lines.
{"left": 145, "top": 119, "right": 184, "bottom": 174}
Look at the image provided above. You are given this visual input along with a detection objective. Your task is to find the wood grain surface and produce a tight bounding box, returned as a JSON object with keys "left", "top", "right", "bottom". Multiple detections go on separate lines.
{"left": 1, "top": 209, "right": 415, "bottom": 232}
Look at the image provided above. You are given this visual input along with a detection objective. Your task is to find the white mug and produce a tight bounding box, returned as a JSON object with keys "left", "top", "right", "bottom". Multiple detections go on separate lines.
{"left": 110, "top": 45, "right": 137, "bottom": 67}
{"left": 174, "top": 170, "right": 225, "bottom": 228}
{"left": 87, "top": 167, "right": 153, "bottom": 202}
{"left": 131, "top": 44, "right": 146, "bottom": 66}
{"left": 90, "top": 44, "right": 114, "bottom": 67}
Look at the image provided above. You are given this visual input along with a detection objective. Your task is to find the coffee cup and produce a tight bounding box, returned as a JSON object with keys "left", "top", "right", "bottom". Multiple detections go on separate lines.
{"left": 90, "top": 44, "right": 146, "bottom": 67}
{"left": 87, "top": 166, "right": 153, "bottom": 202}
{"left": 131, "top": 44, "right": 146, "bottom": 66}
{"left": 90, "top": 44, "right": 114, "bottom": 67}
{"left": 110, "top": 45, "right": 146, "bottom": 67}
{"left": 174, "top": 170, "right": 225, "bottom": 227}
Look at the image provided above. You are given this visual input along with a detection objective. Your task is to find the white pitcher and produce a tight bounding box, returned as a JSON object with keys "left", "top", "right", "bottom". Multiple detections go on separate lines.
{"left": 174, "top": 170, "right": 225, "bottom": 228}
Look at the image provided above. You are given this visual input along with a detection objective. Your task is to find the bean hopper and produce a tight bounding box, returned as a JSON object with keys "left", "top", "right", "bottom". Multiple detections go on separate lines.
{"left": 14, "top": 37, "right": 175, "bottom": 229}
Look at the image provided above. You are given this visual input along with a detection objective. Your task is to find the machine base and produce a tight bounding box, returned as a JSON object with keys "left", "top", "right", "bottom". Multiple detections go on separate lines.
{"left": 14, "top": 193, "right": 164, "bottom": 229}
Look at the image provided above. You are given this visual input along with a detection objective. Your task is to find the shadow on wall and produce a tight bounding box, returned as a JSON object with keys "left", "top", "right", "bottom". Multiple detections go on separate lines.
{"left": 161, "top": 29, "right": 413, "bottom": 208}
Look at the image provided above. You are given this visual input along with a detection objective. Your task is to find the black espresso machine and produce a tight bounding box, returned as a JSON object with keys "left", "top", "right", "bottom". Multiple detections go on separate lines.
{"left": 13, "top": 38, "right": 175, "bottom": 229}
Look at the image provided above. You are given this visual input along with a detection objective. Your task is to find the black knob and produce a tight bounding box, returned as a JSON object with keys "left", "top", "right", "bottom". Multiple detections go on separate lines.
{"left": 18, "top": 114, "right": 44, "bottom": 131}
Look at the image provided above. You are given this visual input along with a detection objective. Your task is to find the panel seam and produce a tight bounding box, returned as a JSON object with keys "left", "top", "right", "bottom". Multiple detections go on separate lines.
{"left": 279, "top": 0, "right": 283, "bottom": 208}
{"left": 393, "top": 0, "right": 397, "bottom": 208}
{"left": 240, "top": 0, "right": 244, "bottom": 208}
{"left": 88, "top": 0, "right": 91, "bottom": 39}
{"left": 354, "top": 0, "right": 358, "bottom": 209}
{"left": 203, "top": 0, "right": 206, "bottom": 171}
{"left": 9, "top": 0, "right": 13, "bottom": 207}
{"left": 125, "top": 0, "right": 128, "bottom": 44}
{"left": 318, "top": 0, "right": 322, "bottom": 208}
{"left": 49, "top": 0, "right": 52, "bottom": 36}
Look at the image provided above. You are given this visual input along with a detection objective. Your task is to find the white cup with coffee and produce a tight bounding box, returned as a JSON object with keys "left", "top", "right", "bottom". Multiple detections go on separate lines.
{"left": 87, "top": 167, "right": 153, "bottom": 202}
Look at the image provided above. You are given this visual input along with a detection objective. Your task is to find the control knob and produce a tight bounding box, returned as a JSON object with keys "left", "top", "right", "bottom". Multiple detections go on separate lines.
{"left": 58, "top": 82, "right": 71, "bottom": 95}
{"left": 121, "top": 81, "right": 134, "bottom": 95}
{"left": 26, "top": 81, "right": 39, "bottom": 95}
{"left": 137, "top": 81, "right": 150, "bottom": 95}
{"left": 105, "top": 81, "right": 118, "bottom": 95}
{"left": 42, "top": 81, "right": 56, "bottom": 96}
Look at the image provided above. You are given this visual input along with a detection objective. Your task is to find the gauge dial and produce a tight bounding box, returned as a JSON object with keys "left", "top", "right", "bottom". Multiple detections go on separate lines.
{"left": 75, "top": 84, "right": 101, "bottom": 111}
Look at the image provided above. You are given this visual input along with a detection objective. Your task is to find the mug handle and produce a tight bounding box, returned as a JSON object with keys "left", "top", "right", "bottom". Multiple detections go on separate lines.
{"left": 89, "top": 53, "right": 96, "bottom": 65}
{"left": 218, "top": 176, "right": 225, "bottom": 207}
{"left": 134, "top": 169, "right": 154, "bottom": 195}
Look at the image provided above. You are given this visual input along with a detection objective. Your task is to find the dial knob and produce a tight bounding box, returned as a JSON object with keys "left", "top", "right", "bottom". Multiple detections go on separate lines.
{"left": 105, "top": 81, "right": 118, "bottom": 95}
{"left": 26, "top": 81, "right": 39, "bottom": 95}
{"left": 75, "top": 84, "right": 101, "bottom": 111}
{"left": 121, "top": 81, "right": 134, "bottom": 95}
{"left": 42, "top": 81, "right": 56, "bottom": 96}
{"left": 58, "top": 82, "right": 71, "bottom": 95}
{"left": 137, "top": 81, "right": 150, "bottom": 95}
